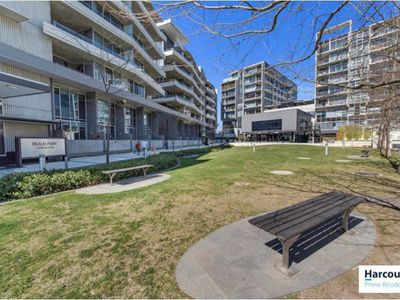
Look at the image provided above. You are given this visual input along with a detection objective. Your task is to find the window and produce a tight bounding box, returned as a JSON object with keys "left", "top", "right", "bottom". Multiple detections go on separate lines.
{"left": 54, "top": 86, "right": 87, "bottom": 140}
{"left": 143, "top": 112, "right": 151, "bottom": 129}
{"left": 0, "top": 99, "right": 3, "bottom": 115}
{"left": 252, "top": 119, "right": 282, "bottom": 131}
{"left": 124, "top": 107, "right": 133, "bottom": 134}
{"left": 94, "top": 62, "right": 103, "bottom": 81}
{"left": 143, "top": 111, "right": 151, "bottom": 139}
{"left": 134, "top": 83, "right": 145, "bottom": 97}
{"left": 97, "top": 100, "right": 115, "bottom": 139}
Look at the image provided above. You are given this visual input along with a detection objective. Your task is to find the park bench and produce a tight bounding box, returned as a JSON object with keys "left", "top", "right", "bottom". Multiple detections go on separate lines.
{"left": 101, "top": 164, "right": 153, "bottom": 185}
{"left": 249, "top": 192, "right": 366, "bottom": 277}
{"left": 361, "top": 147, "right": 370, "bottom": 158}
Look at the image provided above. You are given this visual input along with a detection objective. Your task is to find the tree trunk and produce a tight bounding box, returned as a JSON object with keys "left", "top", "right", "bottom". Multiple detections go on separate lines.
{"left": 105, "top": 93, "right": 110, "bottom": 164}
{"left": 385, "top": 125, "right": 391, "bottom": 158}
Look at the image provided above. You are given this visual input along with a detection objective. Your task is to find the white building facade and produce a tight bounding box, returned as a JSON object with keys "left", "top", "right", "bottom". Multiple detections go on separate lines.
{"left": 0, "top": 1, "right": 217, "bottom": 166}
{"left": 221, "top": 61, "right": 297, "bottom": 138}
{"left": 315, "top": 19, "right": 399, "bottom": 138}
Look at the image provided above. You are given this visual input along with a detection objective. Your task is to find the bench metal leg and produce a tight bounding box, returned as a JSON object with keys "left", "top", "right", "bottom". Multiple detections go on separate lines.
{"left": 276, "top": 234, "right": 300, "bottom": 277}
{"left": 109, "top": 173, "right": 116, "bottom": 186}
{"left": 340, "top": 208, "right": 354, "bottom": 233}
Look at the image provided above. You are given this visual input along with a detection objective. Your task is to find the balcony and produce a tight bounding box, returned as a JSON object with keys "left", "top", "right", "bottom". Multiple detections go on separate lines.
{"left": 164, "top": 47, "right": 202, "bottom": 82}
{"left": 153, "top": 94, "right": 203, "bottom": 116}
{"left": 160, "top": 79, "right": 202, "bottom": 104}
{"left": 43, "top": 21, "right": 164, "bottom": 95}
{"left": 206, "top": 104, "right": 216, "bottom": 113}
{"left": 206, "top": 113, "right": 216, "bottom": 120}
{"left": 58, "top": 1, "right": 165, "bottom": 75}
{"left": 163, "top": 65, "right": 203, "bottom": 95}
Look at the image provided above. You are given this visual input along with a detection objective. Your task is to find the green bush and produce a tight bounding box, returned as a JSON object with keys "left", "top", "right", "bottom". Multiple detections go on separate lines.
{"left": 175, "top": 147, "right": 212, "bottom": 157}
{"left": 0, "top": 153, "right": 178, "bottom": 203}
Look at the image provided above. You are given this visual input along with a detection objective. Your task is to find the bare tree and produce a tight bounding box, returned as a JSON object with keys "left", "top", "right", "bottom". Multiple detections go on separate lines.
{"left": 53, "top": 1, "right": 160, "bottom": 163}
{"left": 152, "top": 1, "right": 400, "bottom": 157}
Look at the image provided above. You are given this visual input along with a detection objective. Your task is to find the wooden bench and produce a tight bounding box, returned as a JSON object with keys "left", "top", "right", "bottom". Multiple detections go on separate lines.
{"left": 249, "top": 192, "right": 366, "bottom": 277}
{"left": 101, "top": 164, "right": 153, "bottom": 185}
{"left": 361, "top": 147, "right": 370, "bottom": 158}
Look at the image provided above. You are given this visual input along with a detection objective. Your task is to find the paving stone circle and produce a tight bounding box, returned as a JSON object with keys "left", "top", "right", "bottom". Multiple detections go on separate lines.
{"left": 335, "top": 159, "right": 352, "bottom": 163}
{"left": 347, "top": 155, "right": 369, "bottom": 160}
{"left": 297, "top": 157, "right": 311, "bottom": 160}
{"left": 353, "top": 171, "right": 383, "bottom": 178}
{"left": 76, "top": 173, "right": 170, "bottom": 195}
{"left": 175, "top": 212, "right": 376, "bottom": 299}
{"left": 270, "top": 170, "right": 294, "bottom": 175}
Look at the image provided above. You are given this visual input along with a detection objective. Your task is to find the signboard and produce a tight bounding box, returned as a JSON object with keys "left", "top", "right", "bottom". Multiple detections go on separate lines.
{"left": 19, "top": 138, "right": 66, "bottom": 159}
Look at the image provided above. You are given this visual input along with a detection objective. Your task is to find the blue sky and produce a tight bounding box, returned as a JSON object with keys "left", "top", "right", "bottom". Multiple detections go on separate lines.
{"left": 155, "top": 1, "right": 398, "bottom": 129}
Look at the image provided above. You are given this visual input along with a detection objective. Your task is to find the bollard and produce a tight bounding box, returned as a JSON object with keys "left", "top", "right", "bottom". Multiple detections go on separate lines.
{"left": 325, "top": 142, "right": 329, "bottom": 156}
{"left": 253, "top": 143, "right": 256, "bottom": 153}
{"left": 64, "top": 155, "right": 69, "bottom": 169}
{"left": 39, "top": 154, "right": 46, "bottom": 171}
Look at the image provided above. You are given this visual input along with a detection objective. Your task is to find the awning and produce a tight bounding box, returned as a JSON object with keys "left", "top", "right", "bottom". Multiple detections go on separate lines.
{"left": 0, "top": 115, "right": 59, "bottom": 125}
{"left": 0, "top": 72, "right": 50, "bottom": 98}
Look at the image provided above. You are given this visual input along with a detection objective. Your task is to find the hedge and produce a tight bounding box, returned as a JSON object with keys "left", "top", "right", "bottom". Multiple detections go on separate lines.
{"left": 0, "top": 153, "right": 178, "bottom": 203}
{"left": 0, "top": 146, "right": 225, "bottom": 203}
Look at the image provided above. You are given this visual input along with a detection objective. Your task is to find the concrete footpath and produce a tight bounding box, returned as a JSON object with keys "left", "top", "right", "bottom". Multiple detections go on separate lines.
{"left": 176, "top": 212, "right": 376, "bottom": 298}
{"left": 0, "top": 144, "right": 214, "bottom": 178}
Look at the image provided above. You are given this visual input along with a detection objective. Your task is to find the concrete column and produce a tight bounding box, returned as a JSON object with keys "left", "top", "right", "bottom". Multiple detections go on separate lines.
{"left": 115, "top": 104, "right": 125, "bottom": 140}
{"left": 151, "top": 112, "right": 161, "bottom": 139}
{"left": 167, "top": 116, "right": 178, "bottom": 140}
{"left": 136, "top": 107, "right": 144, "bottom": 139}
{"left": 184, "top": 124, "right": 189, "bottom": 139}
{"left": 177, "top": 121, "right": 183, "bottom": 139}
{"left": 86, "top": 92, "right": 98, "bottom": 139}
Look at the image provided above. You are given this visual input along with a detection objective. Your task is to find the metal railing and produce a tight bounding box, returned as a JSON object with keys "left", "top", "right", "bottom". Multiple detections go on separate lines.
{"left": 51, "top": 21, "right": 144, "bottom": 71}
{"left": 79, "top": 1, "right": 146, "bottom": 51}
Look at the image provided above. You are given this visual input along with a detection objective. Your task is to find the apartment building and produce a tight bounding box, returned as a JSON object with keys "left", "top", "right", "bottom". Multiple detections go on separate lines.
{"left": 221, "top": 61, "right": 297, "bottom": 137}
{"left": 315, "top": 18, "right": 399, "bottom": 138}
{"left": 154, "top": 18, "right": 217, "bottom": 141}
{"left": 0, "top": 1, "right": 217, "bottom": 166}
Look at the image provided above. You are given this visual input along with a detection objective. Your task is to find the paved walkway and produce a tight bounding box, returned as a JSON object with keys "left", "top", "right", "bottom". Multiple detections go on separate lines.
{"left": 176, "top": 212, "right": 375, "bottom": 298}
{"left": 76, "top": 173, "right": 171, "bottom": 195}
{"left": 0, "top": 144, "right": 212, "bottom": 177}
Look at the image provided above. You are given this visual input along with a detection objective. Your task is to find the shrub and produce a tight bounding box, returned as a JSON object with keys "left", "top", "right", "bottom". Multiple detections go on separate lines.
{"left": 363, "top": 128, "right": 372, "bottom": 141}
{"left": 0, "top": 153, "right": 178, "bottom": 203}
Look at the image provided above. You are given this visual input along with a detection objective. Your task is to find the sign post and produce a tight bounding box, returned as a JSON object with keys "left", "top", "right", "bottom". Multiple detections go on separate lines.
{"left": 16, "top": 137, "right": 66, "bottom": 166}
{"left": 325, "top": 141, "right": 329, "bottom": 156}
{"left": 39, "top": 154, "right": 46, "bottom": 171}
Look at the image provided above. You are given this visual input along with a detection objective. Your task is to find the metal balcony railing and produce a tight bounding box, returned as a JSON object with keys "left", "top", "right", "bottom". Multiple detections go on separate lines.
{"left": 51, "top": 21, "right": 144, "bottom": 71}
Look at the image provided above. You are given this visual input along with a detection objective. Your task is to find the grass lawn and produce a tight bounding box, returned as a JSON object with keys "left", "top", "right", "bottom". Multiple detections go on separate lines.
{"left": 0, "top": 145, "right": 399, "bottom": 298}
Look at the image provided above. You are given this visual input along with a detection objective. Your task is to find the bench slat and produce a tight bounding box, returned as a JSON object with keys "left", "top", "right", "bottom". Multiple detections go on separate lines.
{"left": 268, "top": 195, "right": 360, "bottom": 236}
{"left": 250, "top": 192, "right": 343, "bottom": 229}
{"left": 279, "top": 196, "right": 365, "bottom": 239}
{"left": 101, "top": 164, "right": 153, "bottom": 174}
{"left": 249, "top": 192, "right": 366, "bottom": 240}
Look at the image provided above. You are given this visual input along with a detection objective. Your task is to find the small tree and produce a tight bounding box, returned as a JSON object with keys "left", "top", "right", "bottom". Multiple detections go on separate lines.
{"left": 363, "top": 128, "right": 372, "bottom": 141}
{"left": 337, "top": 126, "right": 346, "bottom": 141}
{"left": 345, "top": 125, "right": 362, "bottom": 141}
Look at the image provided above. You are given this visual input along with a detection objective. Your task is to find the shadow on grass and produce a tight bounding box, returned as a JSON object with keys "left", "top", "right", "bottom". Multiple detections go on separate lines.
{"left": 264, "top": 167, "right": 400, "bottom": 212}
{"left": 265, "top": 216, "right": 364, "bottom": 265}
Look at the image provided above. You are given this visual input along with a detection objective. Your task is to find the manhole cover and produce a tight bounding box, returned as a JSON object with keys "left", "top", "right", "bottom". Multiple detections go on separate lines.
{"left": 347, "top": 155, "right": 369, "bottom": 160}
{"left": 270, "top": 170, "right": 294, "bottom": 175}
{"left": 354, "top": 172, "right": 383, "bottom": 177}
